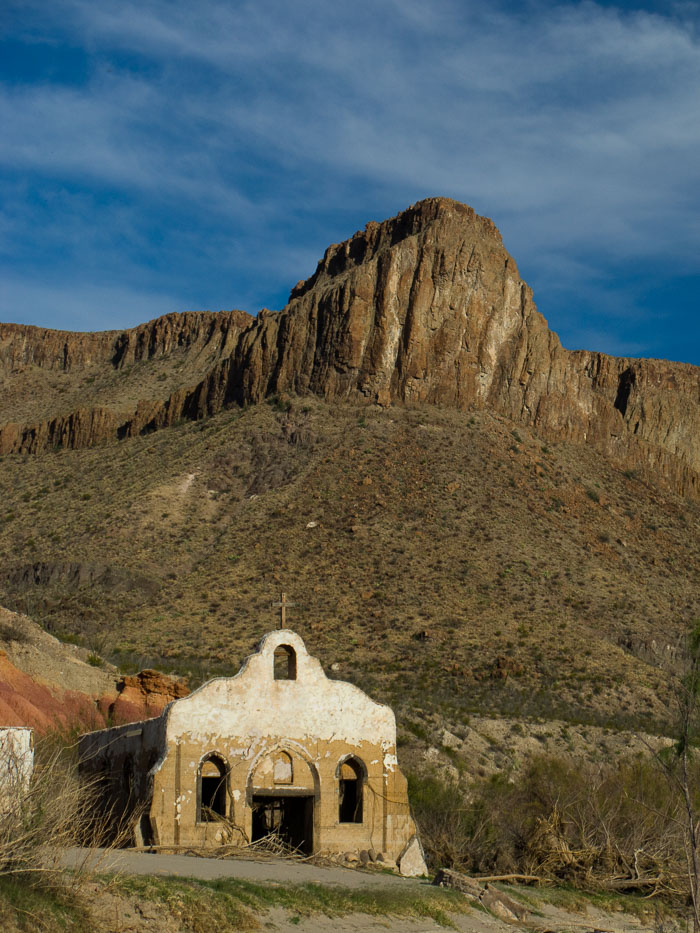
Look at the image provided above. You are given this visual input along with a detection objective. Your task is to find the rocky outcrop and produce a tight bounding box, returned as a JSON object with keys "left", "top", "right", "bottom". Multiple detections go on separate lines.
{"left": 1, "top": 199, "right": 697, "bottom": 496}
{"left": 0, "top": 309, "right": 253, "bottom": 452}
{"left": 3, "top": 561, "right": 160, "bottom": 596}
{"left": 0, "top": 607, "right": 187, "bottom": 732}
{"left": 103, "top": 670, "right": 190, "bottom": 725}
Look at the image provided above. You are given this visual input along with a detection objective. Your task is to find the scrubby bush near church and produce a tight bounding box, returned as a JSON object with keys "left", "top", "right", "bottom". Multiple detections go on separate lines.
{"left": 410, "top": 753, "right": 691, "bottom": 899}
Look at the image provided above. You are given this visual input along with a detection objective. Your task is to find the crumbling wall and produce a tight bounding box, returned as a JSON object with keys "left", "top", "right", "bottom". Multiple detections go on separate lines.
{"left": 78, "top": 715, "right": 166, "bottom": 844}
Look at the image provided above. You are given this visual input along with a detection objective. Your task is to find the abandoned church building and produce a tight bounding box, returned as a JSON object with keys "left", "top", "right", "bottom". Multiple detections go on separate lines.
{"left": 78, "top": 630, "right": 426, "bottom": 874}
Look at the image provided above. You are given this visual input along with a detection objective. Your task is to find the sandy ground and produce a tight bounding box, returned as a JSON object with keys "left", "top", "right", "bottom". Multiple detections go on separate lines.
{"left": 64, "top": 848, "right": 660, "bottom": 933}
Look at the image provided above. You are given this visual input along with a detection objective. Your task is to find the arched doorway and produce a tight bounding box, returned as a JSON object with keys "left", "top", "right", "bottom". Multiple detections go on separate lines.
{"left": 249, "top": 748, "right": 317, "bottom": 854}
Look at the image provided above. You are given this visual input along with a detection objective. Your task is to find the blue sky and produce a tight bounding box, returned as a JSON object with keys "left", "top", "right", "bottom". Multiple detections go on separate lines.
{"left": 1, "top": 0, "right": 698, "bottom": 365}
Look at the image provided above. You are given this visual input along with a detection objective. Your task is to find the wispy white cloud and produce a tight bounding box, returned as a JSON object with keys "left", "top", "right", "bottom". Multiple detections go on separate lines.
{"left": 1, "top": 0, "right": 699, "bottom": 359}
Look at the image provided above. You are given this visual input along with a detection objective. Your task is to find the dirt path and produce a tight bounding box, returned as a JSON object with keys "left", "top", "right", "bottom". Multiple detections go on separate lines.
{"left": 65, "top": 846, "right": 420, "bottom": 887}
{"left": 64, "top": 848, "right": 658, "bottom": 933}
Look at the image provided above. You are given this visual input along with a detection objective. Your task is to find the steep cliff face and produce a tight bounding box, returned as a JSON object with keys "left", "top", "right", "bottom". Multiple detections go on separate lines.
{"left": 0, "top": 309, "right": 253, "bottom": 449}
{"left": 0, "top": 199, "right": 697, "bottom": 496}
{"left": 237, "top": 198, "right": 698, "bottom": 496}
{"left": 0, "top": 310, "right": 252, "bottom": 372}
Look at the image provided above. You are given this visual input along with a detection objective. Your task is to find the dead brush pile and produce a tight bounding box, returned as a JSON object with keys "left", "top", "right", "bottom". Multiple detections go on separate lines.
{"left": 411, "top": 754, "right": 691, "bottom": 899}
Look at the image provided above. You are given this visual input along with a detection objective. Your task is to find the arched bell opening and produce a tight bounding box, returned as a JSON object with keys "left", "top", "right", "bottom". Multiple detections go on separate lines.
{"left": 273, "top": 644, "right": 297, "bottom": 680}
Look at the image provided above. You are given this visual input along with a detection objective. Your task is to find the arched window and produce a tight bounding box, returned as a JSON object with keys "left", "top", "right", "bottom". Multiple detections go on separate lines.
{"left": 198, "top": 754, "right": 227, "bottom": 822}
{"left": 273, "top": 751, "right": 293, "bottom": 784}
{"left": 338, "top": 757, "right": 364, "bottom": 823}
{"left": 274, "top": 644, "right": 297, "bottom": 680}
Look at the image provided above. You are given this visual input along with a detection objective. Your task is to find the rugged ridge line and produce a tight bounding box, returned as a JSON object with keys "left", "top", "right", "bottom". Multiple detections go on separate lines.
{"left": 0, "top": 198, "right": 697, "bottom": 496}
{"left": 0, "top": 310, "right": 253, "bottom": 372}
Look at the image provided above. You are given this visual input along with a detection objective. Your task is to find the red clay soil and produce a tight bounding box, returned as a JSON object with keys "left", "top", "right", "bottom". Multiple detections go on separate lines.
{"left": 0, "top": 651, "right": 188, "bottom": 734}
{"left": 0, "top": 650, "right": 105, "bottom": 731}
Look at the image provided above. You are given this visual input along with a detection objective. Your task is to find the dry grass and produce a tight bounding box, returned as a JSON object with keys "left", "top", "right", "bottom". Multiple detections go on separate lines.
{"left": 0, "top": 730, "right": 129, "bottom": 932}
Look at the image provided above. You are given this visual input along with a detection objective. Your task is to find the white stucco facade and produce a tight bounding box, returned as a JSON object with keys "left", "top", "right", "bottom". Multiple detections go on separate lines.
{"left": 79, "top": 630, "right": 425, "bottom": 873}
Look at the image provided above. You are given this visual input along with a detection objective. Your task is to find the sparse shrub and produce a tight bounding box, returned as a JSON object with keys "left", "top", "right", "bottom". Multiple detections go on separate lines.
{"left": 55, "top": 631, "right": 83, "bottom": 646}
{"left": 0, "top": 621, "right": 30, "bottom": 644}
{"left": 407, "top": 772, "right": 479, "bottom": 870}
{"left": 586, "top": 488, "right": 600, "bottom": 503}
{"left": 406, "top": 720, "right": 429, "bottom": 742}
{"left": 267, "top": 394, "right": 292, "bottom": 413}
{"left": 87, "top": 654, "right": 102, "bottom": 667}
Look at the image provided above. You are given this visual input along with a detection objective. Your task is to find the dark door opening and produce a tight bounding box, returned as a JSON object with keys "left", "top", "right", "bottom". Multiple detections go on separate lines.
{"left": 339, "top": 777, "right": 362, "bottom": 822}
{"left": 251, "top": 795, "right": 313, "bottom": 854}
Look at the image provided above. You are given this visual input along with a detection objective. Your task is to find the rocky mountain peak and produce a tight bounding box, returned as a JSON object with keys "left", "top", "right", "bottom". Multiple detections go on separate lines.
{"left": 0, "top": 199, "right": 697, "bottom": 497}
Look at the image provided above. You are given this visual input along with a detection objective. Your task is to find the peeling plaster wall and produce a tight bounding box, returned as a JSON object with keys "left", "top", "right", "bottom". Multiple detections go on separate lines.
{"left": 166, "top": 631, "right": 396, "bottom": 750}
{"left": 81, "top": 631, "right": 418, "bottom": 861}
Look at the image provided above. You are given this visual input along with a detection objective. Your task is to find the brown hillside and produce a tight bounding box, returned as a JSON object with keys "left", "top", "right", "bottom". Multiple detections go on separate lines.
{"left": 0, "top": 399, "right": 696, "bottom": 732}
{"left": 0, "top": 199, "right": 697, "bottom": 497}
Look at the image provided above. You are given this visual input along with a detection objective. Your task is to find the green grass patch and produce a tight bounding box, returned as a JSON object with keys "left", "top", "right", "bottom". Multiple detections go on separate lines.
{"left": 113, "top": 874, "right": 468, "bottom": 930}
{"left": 506, "top": 881, "right": 667, "bottom": 925}
{"left": 0, "top": 875, "right": 88, "bottom": 932}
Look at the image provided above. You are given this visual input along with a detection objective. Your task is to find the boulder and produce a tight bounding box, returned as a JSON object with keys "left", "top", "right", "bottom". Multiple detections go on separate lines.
{"left": 397, "top": 834, "right": 428, "bottom": 877}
